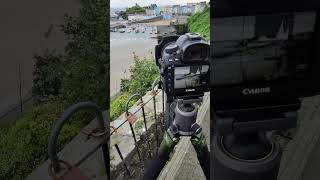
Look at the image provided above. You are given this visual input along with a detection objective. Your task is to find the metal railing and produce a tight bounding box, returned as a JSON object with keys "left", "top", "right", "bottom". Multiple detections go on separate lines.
{"left": 47, "top": 77, "right": 164, "bottom": 179}
{"left": 48, "top": 102, "right": 110, "bottom": 179}
{"left": 110, "top": 77, "right": 165, "bottom": 179}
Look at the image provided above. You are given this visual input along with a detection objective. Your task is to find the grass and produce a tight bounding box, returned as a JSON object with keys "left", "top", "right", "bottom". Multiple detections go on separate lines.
{"left": 188, "top": 6, "right": 210, "bottom": 40}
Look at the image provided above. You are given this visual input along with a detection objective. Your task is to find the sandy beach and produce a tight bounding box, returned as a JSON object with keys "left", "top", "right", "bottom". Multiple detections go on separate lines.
{"left": 110, "top": 27, "right": 158, "bottom": 97}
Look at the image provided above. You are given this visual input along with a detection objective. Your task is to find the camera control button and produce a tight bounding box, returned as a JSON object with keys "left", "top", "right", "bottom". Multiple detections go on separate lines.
{"left": 165, "top": 44, "right": 178, "bottom": 54}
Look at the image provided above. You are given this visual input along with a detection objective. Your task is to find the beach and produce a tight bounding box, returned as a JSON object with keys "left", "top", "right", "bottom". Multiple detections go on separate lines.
{"left": 110, "top": 25, "right": 158, "bottom": 97}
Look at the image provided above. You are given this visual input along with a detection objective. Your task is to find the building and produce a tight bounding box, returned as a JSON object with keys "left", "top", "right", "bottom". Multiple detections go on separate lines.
{"left": 146, "top": 8, "right": 156, "bottom": 16}
{"left": 172, "top": 5, "right": 181, "bottom": 15}
{"left": 157, "top": 25, "right": 177, "bottom": 37}
{"left": 164, "top": 5, "right": 173, "bottom": 14}
{"left": 189, "top": 5, "right": 196, "bottom": 14}
{"left": 174, "top": 15, "right": 189, "bottom": 25}
{"left": 187, "top": 3, "right": 198, "bottom": 6}
{"left": 128, "top": 14, "right": 145, "bottom": 21}
{"left": 196, "top": 1, "right": 207, "bottom": 13}
{"left": 150, "top": 4, "right": 157, "bottom": 10}
{"left": 181, "top": 5, "right": 189, "bottom": 15}
{"left": 163, "top": 13, "right": 173, "bottom": 20}
{"left": 155, "top": 6, "right": 161, "bottom": 16}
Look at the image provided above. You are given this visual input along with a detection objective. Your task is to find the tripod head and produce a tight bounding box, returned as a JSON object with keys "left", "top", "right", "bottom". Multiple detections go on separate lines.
{"left": 172, "top": 98, "right": 203, "bottom": 136}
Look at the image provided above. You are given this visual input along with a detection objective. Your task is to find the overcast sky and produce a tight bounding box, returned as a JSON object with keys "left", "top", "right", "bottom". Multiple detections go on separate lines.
{"left": 111, "top": 0, "right": 210, "bottom": 8}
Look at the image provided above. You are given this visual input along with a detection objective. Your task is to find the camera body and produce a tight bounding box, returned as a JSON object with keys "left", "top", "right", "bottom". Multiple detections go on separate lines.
{"left": 155, "top": 33, "right": 210, "bottom": 97}
{"left": 211, "top": 0, "right": 320, "bottom": 133}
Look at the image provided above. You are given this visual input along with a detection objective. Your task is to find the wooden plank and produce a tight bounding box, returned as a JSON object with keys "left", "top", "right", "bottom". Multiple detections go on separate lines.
{"left": 158, "top": 93, "right": 210, "bottom": 180}
{"left": 279, "top": 96, "right": 320, "bottom": 180}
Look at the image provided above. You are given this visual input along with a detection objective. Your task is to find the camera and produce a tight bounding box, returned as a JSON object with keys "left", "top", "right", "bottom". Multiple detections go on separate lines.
{"left": 211, "top": 1, "right": 320, "bottom": 125}
{"left": 155, "top": 33, "right": 210, "bottom": 98}
{"left": 210, "top": 2, "right": 320, "bottom": 180}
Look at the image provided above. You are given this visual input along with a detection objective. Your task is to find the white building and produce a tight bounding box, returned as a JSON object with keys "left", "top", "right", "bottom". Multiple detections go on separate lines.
{"left": 146, "top": 8, "right": 155, "bottom": 16}
{"left": 164, "top": 6, "right": 173, "bottom": 14}
{"left": 128, "top": 14, "right": 145, "bottom": 21}
{"left": 172, "top": 5, "right": 180, "bottom": 15}
{"left": 181, "top": 6, "right": 189, "bottom": 15}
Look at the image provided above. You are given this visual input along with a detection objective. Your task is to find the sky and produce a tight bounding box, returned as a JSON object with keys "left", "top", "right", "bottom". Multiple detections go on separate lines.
{"left": 111, "top": 0, "right": 210, "bottom": 8}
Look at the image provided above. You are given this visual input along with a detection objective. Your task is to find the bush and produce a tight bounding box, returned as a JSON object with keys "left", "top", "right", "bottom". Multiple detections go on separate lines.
{"left": 110, "top": 93, "right": 136, "bottom": 121}
{"left": 124, "top": 55, "right": 159, "bottom": 95}
{"left": 32, "top": 52, "right": 64, "bottom": 102}
{"left": 0, "top": 100, "right": 94, "bottom": 180}
{"left": 59, "top": 0, "right": 108, "bottom": 108}
{"left": 33, "top": 0, "right": 108, "bottom": 108}
{"left": 110, "top": 56, "right": 159, "bottom": 121}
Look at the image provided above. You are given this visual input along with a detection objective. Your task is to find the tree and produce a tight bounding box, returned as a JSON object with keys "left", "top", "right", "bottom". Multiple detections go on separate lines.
{"left": 119, "top": 11, "right": 128, "bottom": 20}
{"left": 126, "top": 4, "right": 146, "bottom": 15}
{"left": 33, "top": 0, "right": 109, "bottom": 108}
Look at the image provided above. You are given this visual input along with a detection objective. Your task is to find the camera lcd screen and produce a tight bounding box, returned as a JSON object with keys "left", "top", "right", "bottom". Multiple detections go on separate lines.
{"left": 174, "top": 65, "right": 209, "bottom": 89}
{"left": 211, "top": 12, "right": 316, "bottom": 86}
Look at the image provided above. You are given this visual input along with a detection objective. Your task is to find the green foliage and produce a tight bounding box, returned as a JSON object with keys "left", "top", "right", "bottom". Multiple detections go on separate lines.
{"left": 32, "top": 52, "right": 64, "bottom": 102}
{"left": 119, "top": 11, "right": 128, "bottom": 20}
{"left": 110, "top": 56, "right": 159, "bottom": 121}
{"left": 33, "top": 0, "right": 108, "bottom": 107}
{"left": 120, "top": 4, "right": 146, "bottom": 20}
{"left": 188, "top": 6, "right": 210, "bottom": 40}
{"left": 110, "top": 93, "right": 136, "bottom": 121}
{"left": 59, "top": 0, "right": 109, "bottom": 108}
{"left": 175, "top": 24, "right": 188, "bottom": 35}
{"left": 134, "top": 120, "right": 144, "bottom": 131}
{"left": 0, "top": 100, "right": 94, "bottom": 180}
{"left": 0, "top": 0, "right": 108, "bottom": 179}
{"left": 126, "top": 4, "right": 146, "bottom": 15}
{"left": 125, "top": 55, "right": 159, "bottom": 95}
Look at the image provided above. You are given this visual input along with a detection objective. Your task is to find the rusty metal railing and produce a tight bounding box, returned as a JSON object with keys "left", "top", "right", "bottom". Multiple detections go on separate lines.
{"left": 110, "top": 77, "right": 164, "bottom": 179}
{"left": 48, "top": 102, "right": 110, "bottom": 179}
{"left": 47, "top": 77, "right": 164, "bottom": 179}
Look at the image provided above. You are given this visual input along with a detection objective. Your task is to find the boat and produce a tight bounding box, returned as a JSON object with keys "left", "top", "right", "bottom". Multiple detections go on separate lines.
{"left": 119, "top": 29, "right": 125, "bottom": 33}
{"left": 135, "top": 29, "right": 140, "bottom": 33}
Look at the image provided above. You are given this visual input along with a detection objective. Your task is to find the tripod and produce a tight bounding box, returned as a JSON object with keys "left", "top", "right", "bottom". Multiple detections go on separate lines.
{"left": 143, "top": 98, "right": 210, "bottom": 180}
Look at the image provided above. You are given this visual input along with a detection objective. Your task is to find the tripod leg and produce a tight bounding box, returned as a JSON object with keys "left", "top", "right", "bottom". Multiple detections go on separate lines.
{"left": 142, "top": 127, "right": 180, "bottom": 180}
{"left": 191, "top": 131, "right": 210, "bottom": 180}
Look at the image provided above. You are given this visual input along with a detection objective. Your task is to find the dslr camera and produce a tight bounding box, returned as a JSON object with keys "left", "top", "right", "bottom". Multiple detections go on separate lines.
{"left": 155, "top": 33, "right": 210, "bottom": 98}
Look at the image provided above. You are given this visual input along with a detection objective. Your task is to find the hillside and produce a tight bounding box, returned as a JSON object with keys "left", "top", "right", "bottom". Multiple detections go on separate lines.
{"left": 188, "top": 6, "right": 210, "bottom": 40}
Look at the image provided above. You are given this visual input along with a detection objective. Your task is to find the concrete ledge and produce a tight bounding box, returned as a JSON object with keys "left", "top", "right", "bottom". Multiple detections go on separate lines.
{"left": 26, "top": 111, "right": 109, "bottom": 180}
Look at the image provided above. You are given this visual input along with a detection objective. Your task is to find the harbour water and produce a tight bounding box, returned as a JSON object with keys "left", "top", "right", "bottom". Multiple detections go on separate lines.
{"left": 110, "top": 24, "right": 158, "bottom": 97}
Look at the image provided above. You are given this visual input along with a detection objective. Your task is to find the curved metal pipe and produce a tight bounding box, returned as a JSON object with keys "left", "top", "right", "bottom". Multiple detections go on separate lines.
{"left": 48, "top": 102, "right": 106, "bottom": 172}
